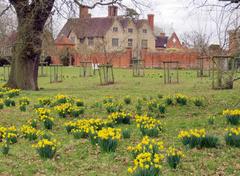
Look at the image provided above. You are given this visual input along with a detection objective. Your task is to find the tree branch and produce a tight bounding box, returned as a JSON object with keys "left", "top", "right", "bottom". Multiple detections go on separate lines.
{"left": 0, "top": 4, "right": 11, "bottom": 17}
{"left": 74, "top": 0, "right": 119, "bottom": 9}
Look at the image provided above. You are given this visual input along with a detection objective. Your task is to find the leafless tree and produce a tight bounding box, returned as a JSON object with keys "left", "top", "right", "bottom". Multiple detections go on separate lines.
{"left": 189, "top": 0, "right": 240, "bottom": 54}
{"left": 181, "top": 31, "right": 212, "bottom": 55}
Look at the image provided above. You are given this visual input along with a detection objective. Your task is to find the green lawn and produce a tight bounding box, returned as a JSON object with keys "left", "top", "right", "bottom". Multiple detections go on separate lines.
{"left": 0, "top": 67, "right": 240, "bottom": 176}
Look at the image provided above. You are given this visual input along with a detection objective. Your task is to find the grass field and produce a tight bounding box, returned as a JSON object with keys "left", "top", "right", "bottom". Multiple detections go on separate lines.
{"left": 0, "top": 67, "right": 240, "bottom": 176}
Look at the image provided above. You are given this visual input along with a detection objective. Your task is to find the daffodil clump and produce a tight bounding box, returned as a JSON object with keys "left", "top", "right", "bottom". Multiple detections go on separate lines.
{"left": 75, "top": 99, "right": 84, "bottom": 107}
{"left": 123, "top": 95, "right": 131, "bottom": 105}
{"left": 19, "top": 97, "right": 30, "bottom": 105}
{"left": 192, "top": 97, "right": 204, "bottom": 107}
{"left": 71, "top": 106, "right": 85, "bottom": 117}
{"left": 147, "top": 100, "right": 158, "bottom": 111}
{"left": 166, "top": 147, "right": 184, "bottom": 169}
{"left": 39, "top": 115, "right": 54, "bottom": 130}
{"left": 35, "top": 108, "right": 54, "bottom": 129}
{"left": 208, "top": 115, "right": 216, "bottom": 125}
{"left": 175, "top": 93, "right": 188, "bottom": 105}
{"left": 38, "top": 97, "right": 51, "bottom": 106}
{"left": 1, "top": 140, "right": 10, "bottom": 155}
{"left": 65, "top": 119, "right": 111, "bottom": 144}
{"left": 127, "top": 136, "right": 164, "bottom": 158}
{"left": 27, "top": 119, "right": 38, "bottom": 128}
{"left": 21, "top": 125, "right": 43, "bottom": 141}
{"left": 19, "top": 102, "right": 28, "bottom": 112}
{"left": 54, "top": 103, "right": 73, "bottom": 118}
{"left": 4, "top": 97, "right": 15, "bottom": 107}
{"left": 223, "top": 109, "right": 240, "bottom": 125}
{"left": 225, "top": 127, "right": 240, "bottom": 147}
{"left": 104, "top": 102, "right": 123, "bottom": 114}
{"left": 71, "top": 125, "right": 95, "bottom": 139}
{"left": 164, "top": 96, "right": 173, "bottom": 105}
{"left": 54, "top": 94, "right": 71, "bottom": 105}
{"left": 103, "top": 96, "right": 113, "bottom": 104}
{"left": 35, "top": 108, "right": 51, "bottom": 117}
{"left": 135, "top": 115, "right": 163, "bottom": 137}
{"left": 0, "top": 99, "right": 4, "bottom": 109}
{"left": 64, "top": 121, "right": 78, "bottom": 133}
{"left": 97, "top": 127, "right": 121, "bottom": 152}
{"left": 5, "top": 88, "right": 20, "bottom": 98}
{"left": 32, "top": 139, "right": 58, "bottom": 159}
{"left": 128, "top": 152, "right": 164, "bottom": 176}
{"left": 108, "top": 112, "right": 132, "bottom": 124}
{"left": 0, "top": 126, "right": 18, "bottom": 144}
{"left": 69, "top": 119, "right": 97, "bottom": 139}
{"left": 178, "top": 129, "right": 218, "bottom": 148}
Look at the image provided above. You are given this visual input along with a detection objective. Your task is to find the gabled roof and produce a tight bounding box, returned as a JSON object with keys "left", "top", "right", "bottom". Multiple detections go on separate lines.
{"left": 55, "top": 35, "right": 75, "bottom": 45}
{"left": 135, "top": 19, "right": 149, "bottom": 29}
{"left": 58, "top": 17, "right": 115, "bottom": 39}
{"left": 57, "top": 16, "right": 152, "bottom": 39}
{"left": 166, "top": 32, "right": 183, "bottom": 49}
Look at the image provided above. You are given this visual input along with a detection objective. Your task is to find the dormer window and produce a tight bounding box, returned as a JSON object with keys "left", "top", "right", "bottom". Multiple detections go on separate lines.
{"left": 128, "top": 28, "right": 133, "bottom": 33}
{"left": 143, "top": 29, "right": 147, "bottom": 34}
{"left": 113, "top": 27, "right": 118, "bottom": 32}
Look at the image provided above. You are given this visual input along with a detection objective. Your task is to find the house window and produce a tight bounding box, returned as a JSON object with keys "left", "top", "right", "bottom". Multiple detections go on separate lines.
{"left": 112, "top": 38, "right": 119, "bottom": 47}
{"left": 113, "top": 27, "right": 118, "bottom": 32}
{"left": 143, "top": 29, "right": 147, "bottom": 34}
{"left": 128, "top": 28, "right": 133, "bottom": 33}
{"left": 141, "top": 39, "right": 148, "bottom": 49}
{"left": 128, "top": 39, "right": 133, "bottom": 47}
{"left": 88, "top": 37, "right": 94, "bottom": 46}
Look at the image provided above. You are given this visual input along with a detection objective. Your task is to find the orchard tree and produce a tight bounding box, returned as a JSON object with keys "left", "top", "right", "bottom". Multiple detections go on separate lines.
{"left": 0, "top": 0, "right": 148, "bottom": 90}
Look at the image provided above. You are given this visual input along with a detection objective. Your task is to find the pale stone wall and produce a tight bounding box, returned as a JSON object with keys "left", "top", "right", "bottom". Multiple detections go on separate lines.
{"left": 70, "top": 18, "right": 156, "bottom": 57}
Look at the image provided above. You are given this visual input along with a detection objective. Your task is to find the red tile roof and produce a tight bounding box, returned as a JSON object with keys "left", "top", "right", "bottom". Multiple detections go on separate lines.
{"left": 57, "top": 16, "right": 150, "bottom": 39}
{"left": 55, "top": 35, "right": 75, "bottom": 45}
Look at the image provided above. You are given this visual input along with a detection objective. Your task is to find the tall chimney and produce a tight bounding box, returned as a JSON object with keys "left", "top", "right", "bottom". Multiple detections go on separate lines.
{"left": 147, "top": 14, "right": 154, "bottom": 31}
{"left": 80, "top": 5, "right": 89, "bottom": 18}
{"left": 108, "top": 6, "right": 118, "bottom": 17}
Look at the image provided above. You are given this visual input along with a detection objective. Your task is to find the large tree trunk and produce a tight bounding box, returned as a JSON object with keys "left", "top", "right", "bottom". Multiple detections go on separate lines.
{"left": 6, "top": 0, "right": 55, "bottom": 90}
{"left": 6, "top": 25, "right": 42, "bottom": 90}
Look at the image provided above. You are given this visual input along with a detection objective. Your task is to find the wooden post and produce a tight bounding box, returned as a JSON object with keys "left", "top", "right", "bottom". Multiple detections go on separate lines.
{"left": 163, "top": 61, "right": 179, "bottom": 84}
{"left": 3, "top": 65, "right": 10, "bottom": 81}
{"left": 98, "top": 64, "right": 114, "bottom": 85}
{"left": 212, "top": 56, "right": 236, "bottom": 89}
{"left": 50, "top": 64, "right": 63, "bottom": 83}
{"left": 39, "top": 62, "right": 48, "bottom": 77}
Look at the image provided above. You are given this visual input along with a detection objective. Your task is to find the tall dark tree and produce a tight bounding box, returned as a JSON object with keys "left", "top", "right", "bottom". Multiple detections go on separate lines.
{"left": 7, "top": 0, "right": 54, "bottom": 90}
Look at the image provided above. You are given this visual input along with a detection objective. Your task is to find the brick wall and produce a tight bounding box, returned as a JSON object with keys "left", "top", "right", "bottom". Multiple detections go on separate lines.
{"left": 51, "top": 47, "right": 199, "bottom": 69}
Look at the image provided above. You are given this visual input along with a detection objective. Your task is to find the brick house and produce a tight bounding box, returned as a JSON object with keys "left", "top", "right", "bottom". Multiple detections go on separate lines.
{"left": 56, "top": 6, "right": 156, "bottom": 65}
{"left": 55, "top": 5, "right": 198, "bottom": 68}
